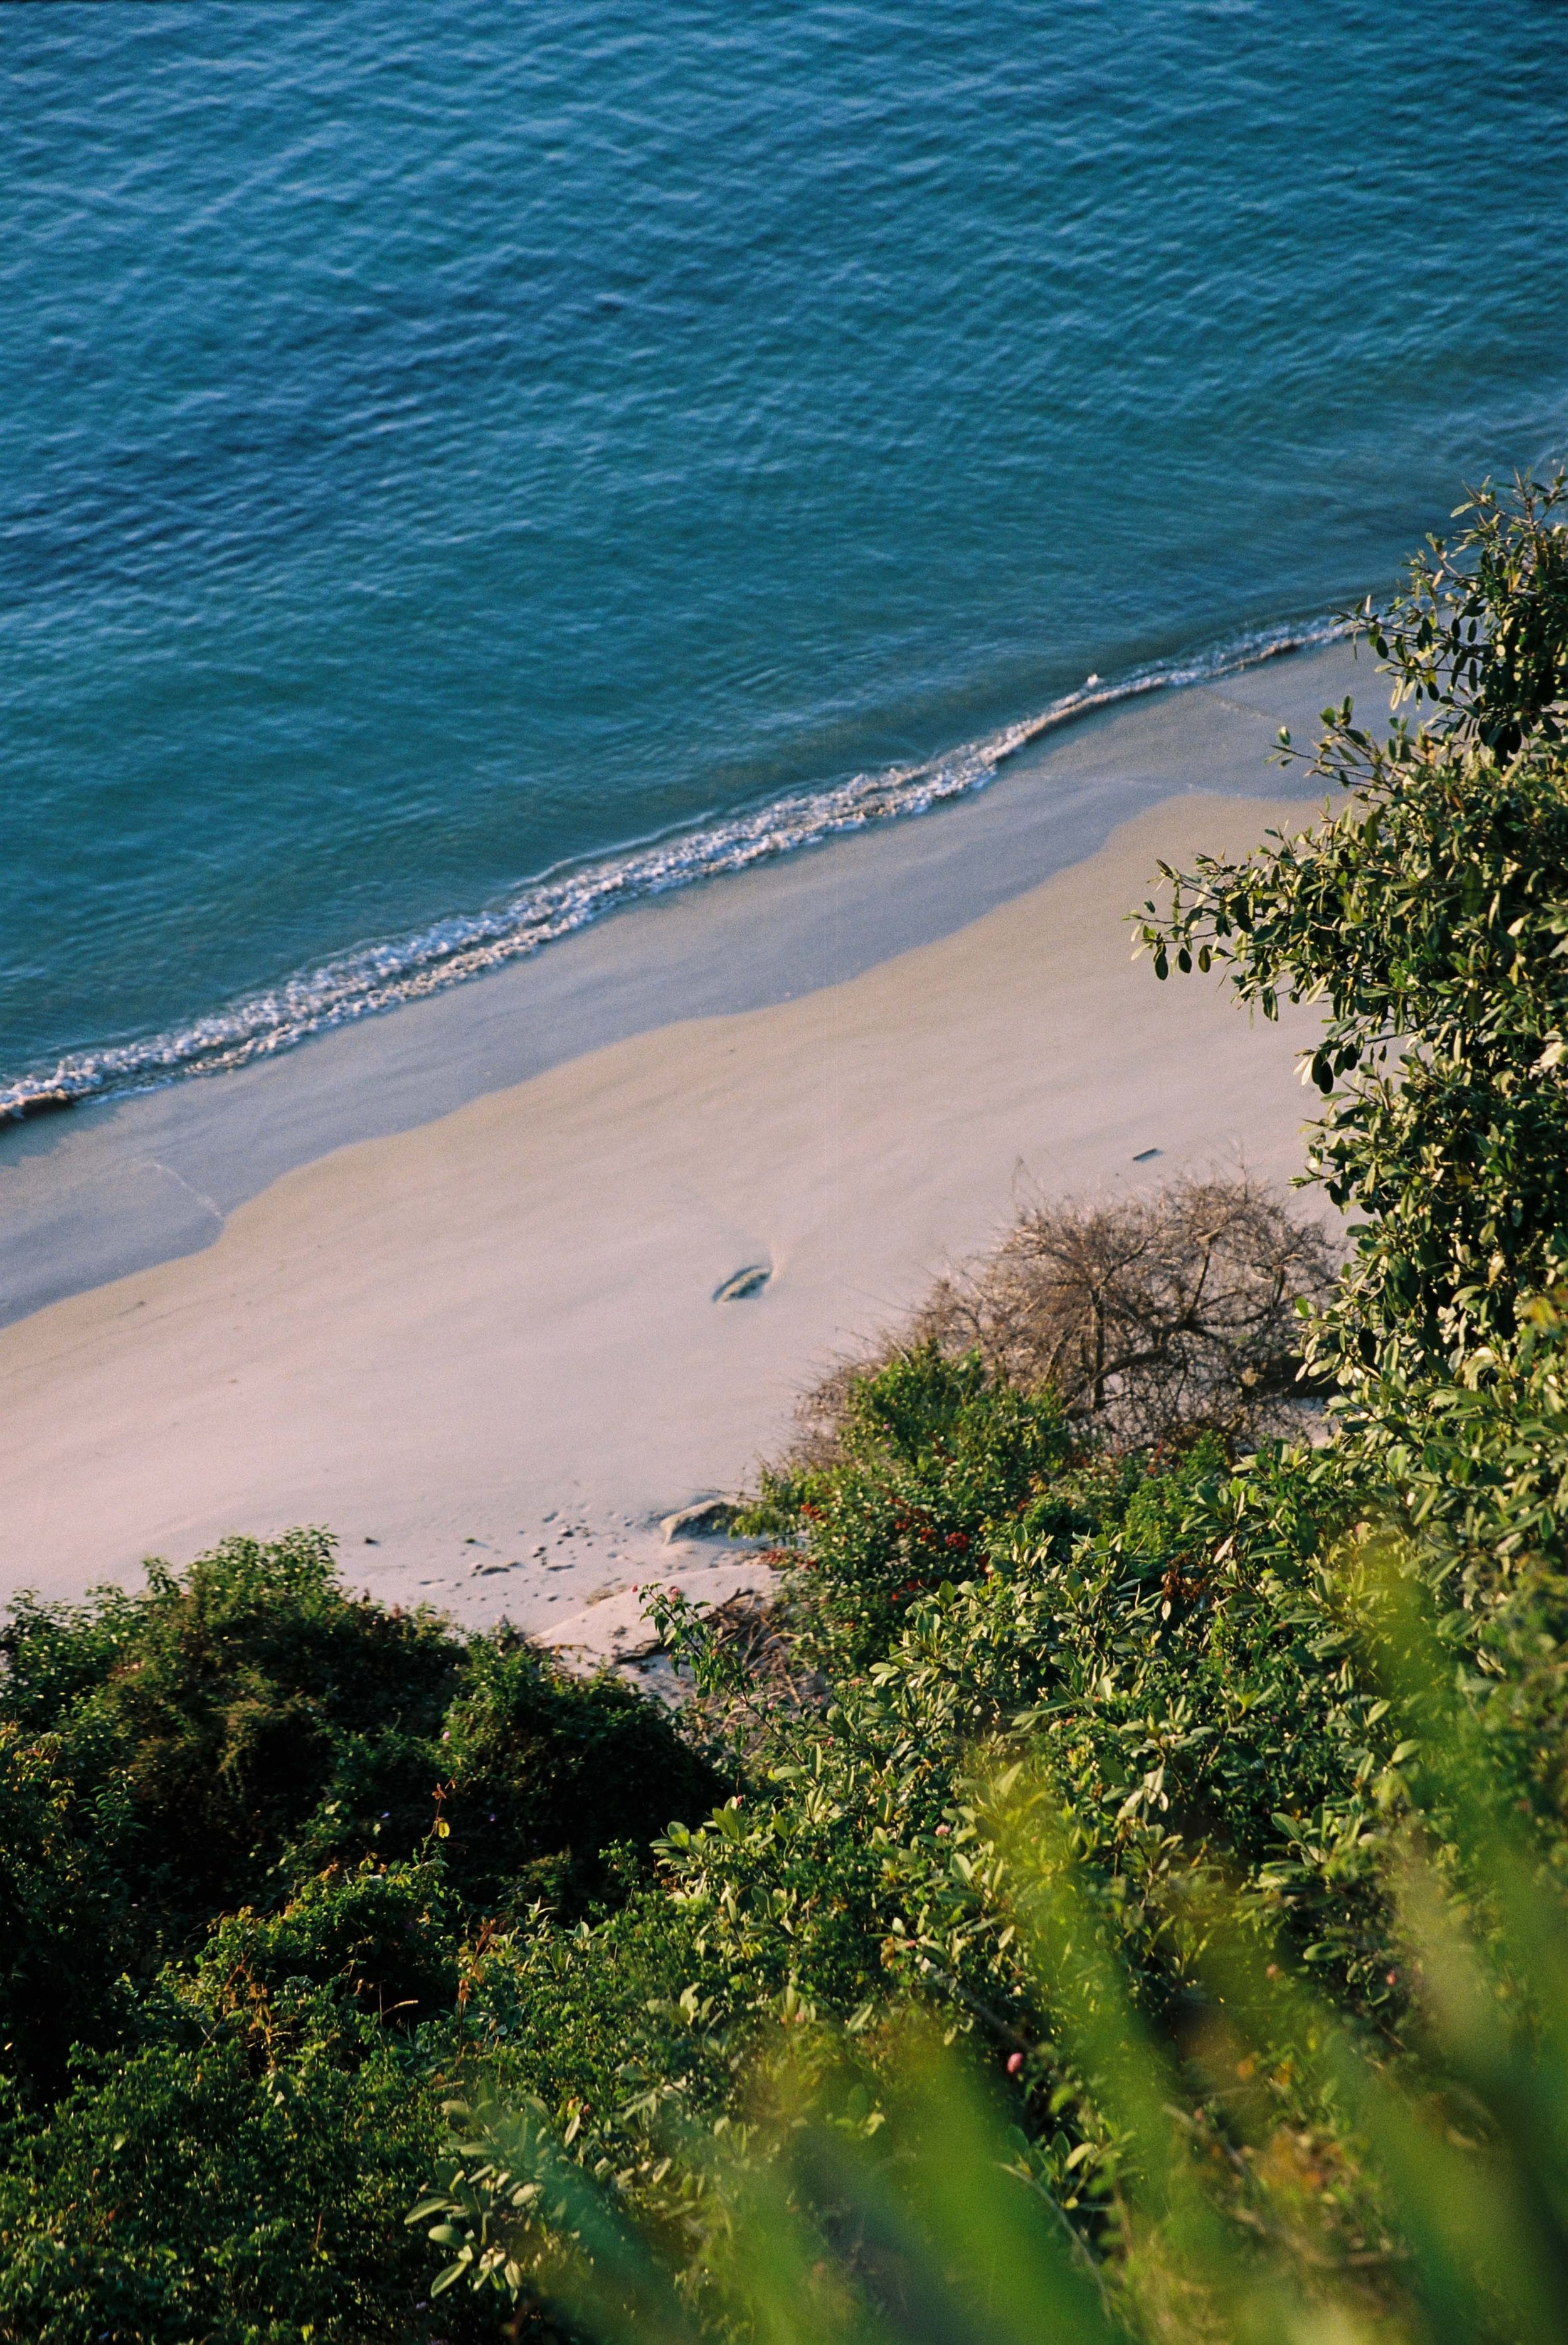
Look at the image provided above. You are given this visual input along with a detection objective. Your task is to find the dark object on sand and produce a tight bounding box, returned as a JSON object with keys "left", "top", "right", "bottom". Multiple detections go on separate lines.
{"left": 713, "top": 1262, "right": 771, "bottom": 1302}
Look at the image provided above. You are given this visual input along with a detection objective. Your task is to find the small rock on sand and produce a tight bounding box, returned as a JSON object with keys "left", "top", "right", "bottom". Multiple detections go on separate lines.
{"left": 660, "top": 1499, "right": 741, "bottom": 1543}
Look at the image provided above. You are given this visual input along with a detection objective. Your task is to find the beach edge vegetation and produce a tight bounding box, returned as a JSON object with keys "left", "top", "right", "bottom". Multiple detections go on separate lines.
{"left": 2, "top": 476, "right": 1568, "bottom": 2341}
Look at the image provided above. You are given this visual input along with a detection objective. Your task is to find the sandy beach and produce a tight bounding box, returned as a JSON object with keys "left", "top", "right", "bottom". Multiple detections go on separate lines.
{"left": 0, "top": 642, "right": 1369, "bottom": 1654}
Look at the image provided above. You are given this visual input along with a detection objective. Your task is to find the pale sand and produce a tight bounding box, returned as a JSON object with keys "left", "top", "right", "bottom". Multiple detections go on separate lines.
{"left": 0, "top": 788, "right": 1328, "bottom": 1649}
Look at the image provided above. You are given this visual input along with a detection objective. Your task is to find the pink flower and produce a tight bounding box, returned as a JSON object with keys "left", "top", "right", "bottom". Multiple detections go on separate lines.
{"left": 1006, "top": 2051, "right": 1024, "bottom": 2076}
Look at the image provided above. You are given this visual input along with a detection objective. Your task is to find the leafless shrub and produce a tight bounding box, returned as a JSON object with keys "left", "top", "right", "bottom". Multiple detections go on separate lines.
{"left": 797, "top": 1174, "right": 1337, "bottom": 1459}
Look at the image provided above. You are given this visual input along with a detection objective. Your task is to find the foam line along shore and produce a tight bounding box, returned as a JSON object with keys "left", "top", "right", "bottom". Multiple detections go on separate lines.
{"left": 0, "top": 636, "right": 1367, "bottom": 1336}
{"left": 0, "top": 615, "right": 1347, "bottom": 1124}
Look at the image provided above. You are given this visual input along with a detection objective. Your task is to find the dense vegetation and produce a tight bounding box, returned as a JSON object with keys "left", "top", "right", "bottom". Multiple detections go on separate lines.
{"left": 0, "top": 1542, "right": 723, "bottom": 2340}
{"left": 4, "top": 476, "right": 1568, "bottom": 2342}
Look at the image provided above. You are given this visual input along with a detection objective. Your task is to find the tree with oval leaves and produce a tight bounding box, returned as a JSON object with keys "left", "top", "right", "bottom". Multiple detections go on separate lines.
{"left": 1135, "top": 475, "right": 1568, "bottom": 1401}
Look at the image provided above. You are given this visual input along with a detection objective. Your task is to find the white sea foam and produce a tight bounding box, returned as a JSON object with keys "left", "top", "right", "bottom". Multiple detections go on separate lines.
{"left": 1, "top": 616, "right": 1348, "bottom": 1118}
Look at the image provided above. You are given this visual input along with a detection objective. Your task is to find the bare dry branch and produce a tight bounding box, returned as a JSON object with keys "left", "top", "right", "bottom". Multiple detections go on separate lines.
{"left": 795, "top": 1175, "right": 1337, "bottom": 1458}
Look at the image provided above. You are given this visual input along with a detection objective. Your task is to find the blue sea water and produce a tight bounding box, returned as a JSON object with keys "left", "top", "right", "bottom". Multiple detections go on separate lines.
{"left": 2, "top": 1, "right": 1565, "bottom": 1109}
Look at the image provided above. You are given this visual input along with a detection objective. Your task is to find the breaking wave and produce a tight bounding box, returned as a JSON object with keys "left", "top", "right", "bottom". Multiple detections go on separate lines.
{"left": 1, "top": 614, "right": 1347, "bottom": 1119}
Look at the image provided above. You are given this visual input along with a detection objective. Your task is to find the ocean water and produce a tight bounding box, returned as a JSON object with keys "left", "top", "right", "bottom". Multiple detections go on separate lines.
{"left": 3, "top": 1, "right": 1565, "bottom": 1111}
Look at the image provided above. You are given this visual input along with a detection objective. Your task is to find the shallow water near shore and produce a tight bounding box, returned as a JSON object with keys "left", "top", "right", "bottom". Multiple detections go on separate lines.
{"left": 0, "top": 636, "right": 1356, "bottom": 1329}
{"left": 3, "top": 1, "right": 1566, "bottom": 1111}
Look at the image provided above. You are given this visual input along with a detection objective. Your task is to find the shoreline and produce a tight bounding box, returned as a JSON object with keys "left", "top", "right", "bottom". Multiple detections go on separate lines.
{"left": 2, "top": 615, "right": 1347, "bottom": 1126}
{"left": 0, "top": 638, "right": 1383, "bottom": 1651}
{"left": 0, "top": 638, "right": 1382, "bottom": 1643}
{"left": 1, "top": 637, "right": 1369, "bottom": 1332}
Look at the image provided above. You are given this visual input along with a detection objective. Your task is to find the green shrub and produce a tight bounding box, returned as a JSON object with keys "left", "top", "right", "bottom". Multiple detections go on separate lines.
{"left": 0, "top": 1531, "right": 724, "bottom": 2118}
{"left": 417, "top": 1719, "right": 1568, "bottom": 2345}
{"left": 435, "top": 1635, "right": 728, "bottom": 1922}
{"left": 0, "top": 1532, "right": 460, "bottom": 1975}
{"left": 176, "top": 1859, "right": 462, "bottom": 2047}
{"left": 0, "top": 2029, "right": 465, "bottom": 2345}
{"left": 740, "top": 1342, "right": 1081, "bottom": 1669}
{"left": 0, "top": 1713, "right": 141, "bottom": 2102}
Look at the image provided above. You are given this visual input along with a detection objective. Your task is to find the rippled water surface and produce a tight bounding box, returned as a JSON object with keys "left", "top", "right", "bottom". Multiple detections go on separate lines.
{"left": 3, "top": 2, "right": 1565, "bottom": 1100}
